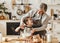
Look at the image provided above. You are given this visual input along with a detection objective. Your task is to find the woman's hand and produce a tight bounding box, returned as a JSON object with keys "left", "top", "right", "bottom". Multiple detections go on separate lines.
{"left": 38, "top": 9, "right": 45, "bottom": 15}
{"left": 31, "top": 29, "right": 36, "bottom": 34}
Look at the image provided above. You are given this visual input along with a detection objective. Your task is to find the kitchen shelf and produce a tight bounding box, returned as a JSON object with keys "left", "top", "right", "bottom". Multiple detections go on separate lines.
{"left": 13, "top": 3, "right": 32, "bottom": 5}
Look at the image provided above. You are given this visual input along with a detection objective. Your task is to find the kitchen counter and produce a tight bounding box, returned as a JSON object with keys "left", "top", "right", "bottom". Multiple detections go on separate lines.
{"left": 1, "top": 37, "right": 58, "bottom": 43}
{"left": 0, "top": 20, "right": 20, "bottom": 22}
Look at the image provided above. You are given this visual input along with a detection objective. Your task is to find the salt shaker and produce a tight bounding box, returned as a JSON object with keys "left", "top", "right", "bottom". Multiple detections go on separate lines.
{"left": 0, "top": 32, "right": 2, "bottom": 43}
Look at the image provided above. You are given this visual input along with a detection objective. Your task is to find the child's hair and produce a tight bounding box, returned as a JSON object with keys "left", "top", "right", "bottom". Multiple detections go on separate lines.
{"left": 23, "top": 16, "right": 32, "bottom": 25}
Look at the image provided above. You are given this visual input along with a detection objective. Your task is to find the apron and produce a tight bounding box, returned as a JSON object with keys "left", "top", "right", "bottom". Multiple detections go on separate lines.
{"left": 32, "top": 13, "right": 46, "bottom": 37}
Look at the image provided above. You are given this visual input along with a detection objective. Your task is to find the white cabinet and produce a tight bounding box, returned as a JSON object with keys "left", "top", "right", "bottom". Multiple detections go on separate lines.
{"left": 39, "top": 0, "right": 55, "bottom": 5}
{"left": 0, "top": 20, "right": 20, "bottom": 36}
{"left": 39, "top": 0, "right": 60, "bottom": 5}
{"left": 55, "top": 0, "right": 60, "bottom": 4}
{"left": 40, "top": 0, "right": 47, "bottom": 4}
{"left": 53, "top": 20, "right": 60, "bottom": 42}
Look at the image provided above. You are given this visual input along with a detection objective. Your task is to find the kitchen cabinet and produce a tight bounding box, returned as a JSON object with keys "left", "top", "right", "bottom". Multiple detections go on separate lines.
{"left": 55, "top": 0, "right": 60, "bottom": 4}
{"left": 39, "top": 0, "right": 60, "bottom": 5}
{"left": 0, "top": 20, "right": 20, "bottom": 36}
{"left": 53, "top": 20, "right": 60, "bottom": 42}
{"left": 39, "top": 0, "right": 55, "bottom": 5}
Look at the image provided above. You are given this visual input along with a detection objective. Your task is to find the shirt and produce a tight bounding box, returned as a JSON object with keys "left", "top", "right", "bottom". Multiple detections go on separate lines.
{"left": 20, "top": 9, "right": 51, "bottom": 31}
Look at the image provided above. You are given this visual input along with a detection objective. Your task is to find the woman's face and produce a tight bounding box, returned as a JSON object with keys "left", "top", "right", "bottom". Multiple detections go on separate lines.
{"left": 40, "top": 4, "right": 46, "bottom": 13}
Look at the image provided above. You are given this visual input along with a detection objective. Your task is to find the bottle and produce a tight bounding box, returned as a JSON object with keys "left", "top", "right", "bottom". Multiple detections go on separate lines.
{"left": 46, "top": 30, "right": 52, "bottom": 43}
{"left": 0, "top": 32, "right": 2, "bottom": 43}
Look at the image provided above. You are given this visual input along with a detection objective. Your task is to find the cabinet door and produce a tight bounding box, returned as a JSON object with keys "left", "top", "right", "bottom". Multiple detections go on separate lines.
{"left": 39, "top": 0, "right": 55, "bottom": 5}
{"left": 53, "top": 22, "right": 60, "bottom": 42}
{"left": 55, "top": 0, "right": 60, "bottom": 4}
{"left": 0, "top": 0, "right": 4, "bottom": 3}
{"left": 40, "top": 0, "right": 47, "bottom": 4}
{"left": 53, "top": 22, "right": 60, "bottom": 32}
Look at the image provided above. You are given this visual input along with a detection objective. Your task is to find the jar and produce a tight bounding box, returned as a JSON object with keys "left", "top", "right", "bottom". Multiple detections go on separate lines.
{"left": 0, "top": 32, "right": 2, "bottom": 43}
{"left": 46, "top": 31, "right": 52, "bottom": 43}
{"left": 0, "top": 11, "right": 6, "bottom": 20}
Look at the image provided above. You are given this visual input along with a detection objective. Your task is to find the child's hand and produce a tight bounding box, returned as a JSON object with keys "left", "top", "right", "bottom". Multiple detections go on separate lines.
{"left": 20, "top": 26, "right": 24, "bottom": 29}
{"left": 20, "top": 23, "right": 26, "bottom": 29}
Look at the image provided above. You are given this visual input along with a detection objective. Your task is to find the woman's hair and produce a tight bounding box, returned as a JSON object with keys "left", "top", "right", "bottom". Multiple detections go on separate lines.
{"left": 40, "top": 3, "right": 47, "bottom": 12}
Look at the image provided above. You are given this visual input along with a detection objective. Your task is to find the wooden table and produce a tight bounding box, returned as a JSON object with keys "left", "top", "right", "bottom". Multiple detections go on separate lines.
{"left": 2, "top": 37, "right": 58, "bottom": 43}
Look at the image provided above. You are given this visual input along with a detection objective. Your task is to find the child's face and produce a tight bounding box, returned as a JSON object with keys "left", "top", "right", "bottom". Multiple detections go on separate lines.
{"left": 26, "top": 18, "right": 33, "bottom": 26}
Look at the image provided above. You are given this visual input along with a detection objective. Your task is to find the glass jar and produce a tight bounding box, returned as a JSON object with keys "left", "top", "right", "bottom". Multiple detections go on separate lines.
{"left": 46, "top": 31, "right": 52, "bottom": 43}
{"left": 0, "top": 11, "right": 6, "bottom": 20}
{"left": 0, "top": 32, "right": 2, "bottom": 43}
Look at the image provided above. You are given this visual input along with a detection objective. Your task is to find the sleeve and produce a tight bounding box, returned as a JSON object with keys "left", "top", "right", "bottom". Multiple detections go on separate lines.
{"left": 15, "top": 26, "right": 20, "bottom": 32}
{"left": 33, "top": 15, "right": 51, "bottom": 31}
